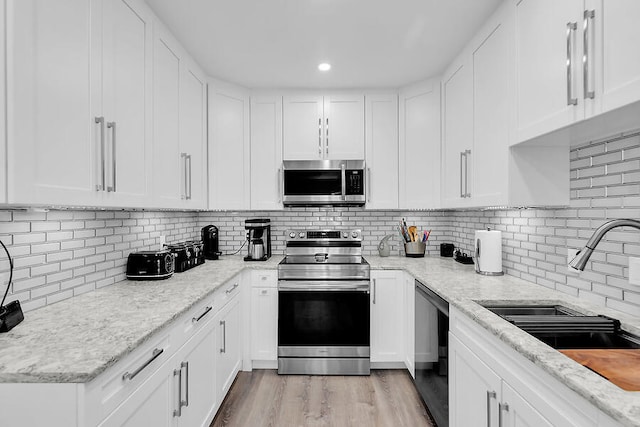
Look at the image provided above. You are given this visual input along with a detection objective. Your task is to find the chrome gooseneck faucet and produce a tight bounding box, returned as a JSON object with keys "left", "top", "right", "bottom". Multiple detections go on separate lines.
{"left": 569, "top": 219, "right": 640, "bottom": 271}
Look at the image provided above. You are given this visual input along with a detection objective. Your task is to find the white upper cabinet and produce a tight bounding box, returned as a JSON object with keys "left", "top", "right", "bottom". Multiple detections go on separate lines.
{"left": 283, "top": 94, "right": 364, "bottom": 160}
{"left": 7, "top": 0, "right": 97, "bottom": 206}
{"left": 365, "top": 93, "right": 399, "bottom": 209}
{"left": 514, "top": 0, "right": 584, "bottom": 143}
{"left": 7, "top": 0, "right": 153, "bottom": 208}
{"left": 595, "top": 0, "right": 640, "bottom": 114}
{"left": 398, "top": 80, "right": 441, "bottom": 209}
{"left": 250, "top": 95, "right": 283, "bottom": 210}
{"left": 209, "top": 81, "right": 250, "bottom": 210}
{"left": 0, "top": 0, "right": 6, "bottom": 204}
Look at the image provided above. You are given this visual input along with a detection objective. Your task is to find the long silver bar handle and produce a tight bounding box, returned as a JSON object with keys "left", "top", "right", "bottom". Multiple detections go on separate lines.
{"left": 180, "top": 153, "right": 187, "bottom": 200}
{"left": 567, "top": 22, "right": 578, "bottom": 106}
{"left": 498, "top": 402, "right": 509, "bottom": 427}
{"left": 326, "top": 117, "right": 329, "bottom": 156}
{"left": 186, "top": 154, "right": 192, "bottom": 200}
{"left": 341, "top": 162, "right": 346, "bottom": 201}
{"left": 226, "top": 282, "right": 239, "bottom": 294}
{"left": 367, "top": 167, "right": 371, "bottom": 202}
{"left": 173, "top": 367, "right": 182, "bottom": 417}
{"left": 460, "top": 151, "right": 465, "bottom": 198}
{"left": 95, "top": 117, "right": 105, "bottom": 191}
{"left": 486, "top": 391, "right": 496, "bottom": 427}
{"left": 181, "top": 361, "right": 189, "bottom": 408}
{"left": 278, "top": 167, "right": 283, "bottom": 203}
{"left": 372, "top": 278, "right": 376, "bottom": 304}
{"left": 318, "top": 118, "right": 322, "bottom": 157}
{"left": 583, "top": 10, "right": 595, "bottom": 99}
{"left": 220, "top": 320, "right": 227, "bottom": 353}
{"left": 464, "top": 149, "right": 471, "bottom": 197}
{"left": 122, "top": 348, "right": 164, "bottom": 381}
{"left": 192, "top": 306, "right": 212, "bottom": 323}
{"left": 107, "top": 122, "right": 116, "bottom": 192}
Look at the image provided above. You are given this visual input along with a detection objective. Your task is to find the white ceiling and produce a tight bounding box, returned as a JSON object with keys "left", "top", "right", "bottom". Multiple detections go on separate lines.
{"left": 145, "top": 0, "right": 502, "bottom": 89}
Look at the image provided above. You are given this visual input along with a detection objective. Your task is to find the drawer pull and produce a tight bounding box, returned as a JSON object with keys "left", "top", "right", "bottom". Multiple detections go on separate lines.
{"left": 192, "top": 306, "right": 212, "bottom": 323}
{"left": 122, "top": 348, "right": 164, "bottom": 381}
{"left": 226, "top": 283, "right": 239, "bottom": 294}
{"left": 220, "top": 320, "right": 227, "bottom": 353}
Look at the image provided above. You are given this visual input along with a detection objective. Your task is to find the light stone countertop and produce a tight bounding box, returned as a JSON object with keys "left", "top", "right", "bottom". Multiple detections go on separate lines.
{"left": 1, "top": 254, "right": 639, "bottom": 425}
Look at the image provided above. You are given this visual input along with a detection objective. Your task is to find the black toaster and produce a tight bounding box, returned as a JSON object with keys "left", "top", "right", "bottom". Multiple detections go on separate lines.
{"left": 126, "top": 250, "right": 174, "bottom": 280}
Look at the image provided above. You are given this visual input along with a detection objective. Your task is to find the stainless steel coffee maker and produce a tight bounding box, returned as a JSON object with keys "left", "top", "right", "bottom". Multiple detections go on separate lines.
{"left": 244, "top": 219, "right": 271, "bottom": 261}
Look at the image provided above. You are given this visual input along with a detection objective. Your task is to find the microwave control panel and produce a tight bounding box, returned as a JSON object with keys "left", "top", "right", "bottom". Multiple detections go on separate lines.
{"left": 346, "top": 170, "right": 364, "bottom": 195}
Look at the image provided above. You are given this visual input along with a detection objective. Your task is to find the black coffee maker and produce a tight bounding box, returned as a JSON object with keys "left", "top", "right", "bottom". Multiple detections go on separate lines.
{"left": 201, "top": 225, "right": 221, "bottom": 260}
{"left": 244, "top": 219, "right": 271, "bottom": 261}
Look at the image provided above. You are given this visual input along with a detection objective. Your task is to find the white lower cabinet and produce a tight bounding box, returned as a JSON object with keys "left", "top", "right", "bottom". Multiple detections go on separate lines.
{"left": 370, "top": 270, "right": 405, "bottom": 364}
{"left": 403, "top": 272, "right": 416, "bottom": 377}
{"left": 449, "top": 306, "right": 613, "bottom": 427}
{"left": 250, "top": 271, "right": 278, "bottom": 365}
{"left": 216, "top": 296, "right": 242, "bottom": 398}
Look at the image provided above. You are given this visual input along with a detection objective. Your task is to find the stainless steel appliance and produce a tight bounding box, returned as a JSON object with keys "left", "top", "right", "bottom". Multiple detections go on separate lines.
{"left": 167, "top": 241, "right": 204, "bottom": 273}
{"left": 126, "top": 250, "right": 174, "bottom": 280}
{"left": 415, "top": 279, "right": 449, "bottom": 427}
{"left": 282, "top": 160, "right": 365, "bottom": 206}
{"left": 277, "top": 229, "right": 370, "bottom": 375}
{"left": 245, "top": 219, "right": 271, "bottom": 261}
{"left": 201, "top": 225, "right": 221, "bottom": 260}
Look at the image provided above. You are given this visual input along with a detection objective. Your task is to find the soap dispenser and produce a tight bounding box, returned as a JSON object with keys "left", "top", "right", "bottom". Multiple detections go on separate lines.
{"left": 377, "top": 235, "right": 394, "bottom": 257}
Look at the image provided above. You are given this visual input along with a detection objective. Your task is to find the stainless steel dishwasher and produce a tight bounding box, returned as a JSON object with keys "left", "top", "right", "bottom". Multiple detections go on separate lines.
{"left": 415, "top": 279, "right": 449, "bottom": 427}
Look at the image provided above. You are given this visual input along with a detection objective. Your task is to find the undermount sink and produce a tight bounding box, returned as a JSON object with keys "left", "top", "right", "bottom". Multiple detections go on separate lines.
{"left": 480, "top": 303, "right": 640, "bottom": 350}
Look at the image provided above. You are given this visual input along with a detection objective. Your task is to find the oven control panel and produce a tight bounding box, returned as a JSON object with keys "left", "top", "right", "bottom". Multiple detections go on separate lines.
{"left": 286, "top": 229, "right": 361, "bottom": 241}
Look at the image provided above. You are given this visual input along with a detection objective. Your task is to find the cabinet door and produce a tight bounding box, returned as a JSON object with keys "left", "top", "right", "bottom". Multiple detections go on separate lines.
{"left": 324, "top": 95, "right": 365, "bottom": 160}
{"left": 250, "top": 96, "right": 283, "bottom": 210}
{"left": 502, "top": 382, "right": 553, "bottom": 427}
{"left": 251, "top": 287, "right": 278, "bottom": 361}
{"left": 209, "top": 82, "right": 250, "bottom": 209}
{"left": 152, "top": 25, "right": 183, "bottom": 208}
{"left": 216, "top": 298, "right": 242, "bottom": 397}
{"left": 597, "top": 0, "right": 640, "bottom": 113}
{"left": 99, "top": 365, "right": 173, "bottom": 427}
{"left": 398, "top": 81, "right": 441, "bottom": 209}
{"left": 471, "top": 7, "right": 513, "bottom": 207}
{"left": 283, "top": 95, "right": 324, "bottom": 160}
{"left": 365, "top": 94, "right": 398, "bottom": 209}
{"left": 449, "top": 334, "right": 502, "bottom": 427}
{"left": 7, "top": 0, "right": 98, "bottom": 206}
{"left": 404, "top": 273, "right": 415, "bottom": 377}
{"left": 370, "top": 271, "right": 404, "bottom": 363}
{"left": 441, "top": 60, "right": 473, "bottom": 208}
{"left": 176, "top": 324, "right": 217, "bottom": 427}
{"left": 514, "top": 0, "right": 584, "bottom": 143}
{"left": 180, "top": 60, "right": 208, "bottom": 209}
{"left": 101, "top": 0, "right": 153, "bottom": 206}
{"left": 0, "top": 0, "right": 6, "bottom": 204}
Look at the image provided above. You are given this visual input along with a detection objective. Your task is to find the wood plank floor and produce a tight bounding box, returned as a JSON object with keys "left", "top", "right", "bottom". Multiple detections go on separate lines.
{"left": 211, "top": 370, "right": 435, "bottom": 427}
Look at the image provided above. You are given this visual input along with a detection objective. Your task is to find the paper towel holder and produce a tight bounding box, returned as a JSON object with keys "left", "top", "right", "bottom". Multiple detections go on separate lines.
{"left": 475, "top": 227, "right": 504, "bottom": 276}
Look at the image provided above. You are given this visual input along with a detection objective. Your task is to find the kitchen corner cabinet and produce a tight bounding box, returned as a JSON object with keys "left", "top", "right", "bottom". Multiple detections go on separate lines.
{"left": 514, "top": 0, "right": 640, "bottom": 144}
{"left": 152, "top": 22, "right": 207, "bottom": 209}
{"left": 209, "top": 81, "right": 251, "bottom": 210}
{"left": 449, "top": 306, "right": 619, "bottom": 427}
{"left": 365, "top": 93, "right": 399, "bottom": 209}
{"left": 283, "top": 94, "right": 365, "bottom": 161}
{"left": 370, "top": 270, "right": 405, "bottom": 364}
{"left": 250, "top": 95, "right": 283, "bottom": 210}
{"left": 7, "top": 0, "right": 153, "bottom": 208}
{"left": 398, "top": 80, "right": 441, "bottom": 209}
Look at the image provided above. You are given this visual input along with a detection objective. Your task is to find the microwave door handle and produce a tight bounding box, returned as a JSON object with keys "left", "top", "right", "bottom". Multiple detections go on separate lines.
{"left": 341, "top": 163, "right": 346, "bottom": 201}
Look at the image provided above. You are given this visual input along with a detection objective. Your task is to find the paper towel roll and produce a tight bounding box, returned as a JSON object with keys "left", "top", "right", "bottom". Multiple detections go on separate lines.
{"left": 474, "top": 229, "right": 504, "bottom": 275}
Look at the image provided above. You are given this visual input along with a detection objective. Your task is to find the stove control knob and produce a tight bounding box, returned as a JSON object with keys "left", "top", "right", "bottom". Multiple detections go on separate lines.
{"left": 289, "top": 232, "right": 296, "bottom": 238}
{"left": 342, "top": 232, "right": 348, "bottom": 238}
{"left": 351, "top": 231, "right": 359, "bottom": 238}
{"left": 299, "top": 232, "right": 305, "bottom": 238}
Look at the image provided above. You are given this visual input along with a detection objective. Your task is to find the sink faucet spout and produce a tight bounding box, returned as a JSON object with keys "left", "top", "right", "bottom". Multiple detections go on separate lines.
{"left": 569, "top": 219, "right": 640, "bottom": 271}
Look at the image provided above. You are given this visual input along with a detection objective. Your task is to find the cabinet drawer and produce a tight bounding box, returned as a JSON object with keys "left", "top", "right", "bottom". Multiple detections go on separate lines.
{"left": 250, "top": 270, "right": 277, "bottom": 288}
{"left": 174, "top": 294, "right": 217, "bottom": 348}
{"left": 86, "top": 332, "right": 172, "bottom": 425}
{"left": 216, "top": 276, "right": 242, "bottom": 308}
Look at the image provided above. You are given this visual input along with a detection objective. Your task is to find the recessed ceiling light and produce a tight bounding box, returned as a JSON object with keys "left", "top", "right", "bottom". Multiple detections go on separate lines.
{"left": 318, "top": 63, "right": 331, "bottom": 71}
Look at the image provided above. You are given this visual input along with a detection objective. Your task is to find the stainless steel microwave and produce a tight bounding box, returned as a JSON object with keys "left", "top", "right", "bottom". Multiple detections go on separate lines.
{"left": 282, "top": 160, "right": 366, "bottom": 206}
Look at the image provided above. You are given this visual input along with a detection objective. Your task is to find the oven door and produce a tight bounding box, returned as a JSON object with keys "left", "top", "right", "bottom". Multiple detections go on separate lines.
{"left": 278, "top": 280, "right": 370, "bottom": 357}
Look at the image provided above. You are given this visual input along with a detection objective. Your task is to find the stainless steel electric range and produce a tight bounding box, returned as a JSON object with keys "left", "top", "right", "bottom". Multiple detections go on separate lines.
{"left": 277, "top": 229, "right": 371, "bottom": 375}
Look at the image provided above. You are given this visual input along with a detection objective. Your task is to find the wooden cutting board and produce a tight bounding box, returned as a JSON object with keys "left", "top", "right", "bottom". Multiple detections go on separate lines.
{"left": 560, "top": 349, "right": 640, "bottom": 391}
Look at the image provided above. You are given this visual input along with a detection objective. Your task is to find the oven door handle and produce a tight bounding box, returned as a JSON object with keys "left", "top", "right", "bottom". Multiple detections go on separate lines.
{"left": 278, "top": 280, "right": 370, "bottom": 292}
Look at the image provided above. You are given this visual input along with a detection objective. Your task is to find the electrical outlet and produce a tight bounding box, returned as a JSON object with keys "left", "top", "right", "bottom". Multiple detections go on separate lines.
{"left": 0, "top": 272, "right": 8, "bottom": 286}
{"left": 629, "top": 257, "right": 640, "bottom": 286}
{"left": 159, "top": 235, "right": 166, "bottom": 251}
{"left": 567, "top": 248, "right": 580, "bottom": 273}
